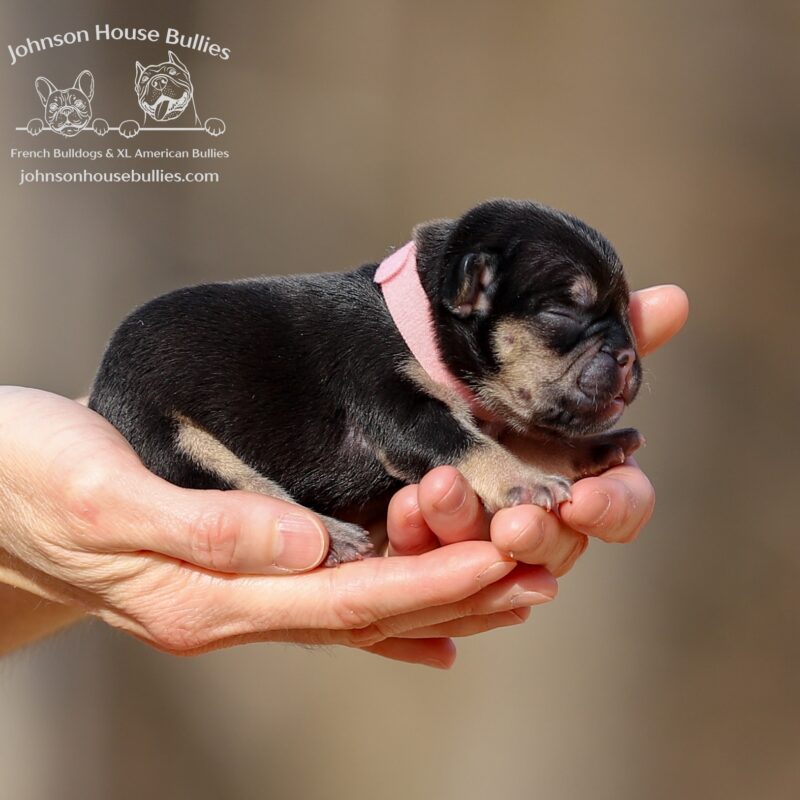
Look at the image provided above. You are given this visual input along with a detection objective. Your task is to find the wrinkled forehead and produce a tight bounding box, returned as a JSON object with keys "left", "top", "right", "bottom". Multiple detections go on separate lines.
{"left": 49, "top": 90, "right": 87, "bottom": 106}
{"left": 139, "top": 62, "right": 190, "bottom": 84}
{"left": 508, "top": 232, "right": 625, "bottom": 306}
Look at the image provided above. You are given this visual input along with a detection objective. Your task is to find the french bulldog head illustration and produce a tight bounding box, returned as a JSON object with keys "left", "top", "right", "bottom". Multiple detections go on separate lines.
{"left": 34, "top": 70, "right": 97, "bottom": 137}
{"left": 134, "top": 50, "right": 195, "bottom": 122}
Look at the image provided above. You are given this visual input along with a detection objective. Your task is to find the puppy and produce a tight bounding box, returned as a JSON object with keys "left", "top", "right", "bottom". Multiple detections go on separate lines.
{"left": 118, "top": 51, "right": 225, "bottom": 138}
{"left": 26, "top": 70, "right": 109, "bottom": 137}
{"left": 89, "top": 199, "right": 643, "bottom": 564}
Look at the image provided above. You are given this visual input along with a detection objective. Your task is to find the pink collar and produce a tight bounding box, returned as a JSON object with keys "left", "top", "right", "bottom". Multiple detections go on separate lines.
{"left": 375, "top": 241, "right": 484, "bottom": 416}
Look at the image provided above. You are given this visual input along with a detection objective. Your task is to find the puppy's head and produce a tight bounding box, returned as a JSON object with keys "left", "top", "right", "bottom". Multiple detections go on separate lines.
{"left": 416, "top": 199, "right": 642, "bottom": 436}
{"left": 134, "top": 51, "right": 193, "bottom": 121}
{"left": 35, "top": 71, "right": 94, "bottom": 136}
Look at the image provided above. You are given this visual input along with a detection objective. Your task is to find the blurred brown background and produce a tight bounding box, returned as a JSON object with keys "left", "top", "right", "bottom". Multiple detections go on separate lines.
{"left": 1, "top": 1, "right": 798, "bottom": 798}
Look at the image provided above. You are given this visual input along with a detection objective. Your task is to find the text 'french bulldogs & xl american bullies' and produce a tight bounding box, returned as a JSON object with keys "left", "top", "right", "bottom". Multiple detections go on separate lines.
{"left": 90, "top": 200, "right": 643, "bottom": 564}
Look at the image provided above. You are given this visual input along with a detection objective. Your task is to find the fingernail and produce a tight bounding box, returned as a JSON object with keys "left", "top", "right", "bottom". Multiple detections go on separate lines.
{"left": 275, "top": 513, "right": 326, "bottom": 571}
{"left": 476, "top": 559, "right": 515, "bottom": 588}
{"left": 510, "top": 591, "right": 554, "bottom": 608}
{"left": 433, "top": 475, "right": 467, "bottom": 514}
{"left": 582, "top": 491, "right": 612, "bottom": 527}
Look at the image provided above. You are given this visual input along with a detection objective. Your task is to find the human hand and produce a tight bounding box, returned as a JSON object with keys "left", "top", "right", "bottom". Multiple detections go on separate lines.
{"left": 386, "top": 285, "right": 689, "bottom": 573}
{"left": 0, "top": 387, "right": 556, "bottom": 665}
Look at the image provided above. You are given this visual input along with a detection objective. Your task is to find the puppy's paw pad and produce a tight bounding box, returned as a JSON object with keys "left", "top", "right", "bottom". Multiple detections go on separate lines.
{"left": 205, "top": 118, "right": 225, "bottom": 136}
{"left": 119, "top": 120, "right": 140, "bottom": 138}
{"left": 323, "top": 519, "right": 375, "bottom": 566}
{"left": 93, "top": 118, "right": 109, "bottom": 136}
{"left": 27, "top": 119, "right": 44, "bottom": 136}
{"left": 507, "top": 475, "right": 572, "bottom": 512}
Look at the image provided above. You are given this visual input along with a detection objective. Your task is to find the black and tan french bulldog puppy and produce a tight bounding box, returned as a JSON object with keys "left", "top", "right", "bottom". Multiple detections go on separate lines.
{"left": 119, "top": 51, "right": 225, "bottom": 138}
{"left": 89, "top": 199, "right": 643, "bottom": 564}
{"left": 26, "top": 70, "right": 109, "bottom": 137}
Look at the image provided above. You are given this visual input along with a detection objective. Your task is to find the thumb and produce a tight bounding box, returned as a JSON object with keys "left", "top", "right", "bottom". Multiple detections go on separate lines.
{"left": 84, "top": 466, "right": 330, "bottom": 574}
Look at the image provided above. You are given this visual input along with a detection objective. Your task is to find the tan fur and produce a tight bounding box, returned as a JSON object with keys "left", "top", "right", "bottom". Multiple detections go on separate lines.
{"left": 374, "top": 447, "right": 412, "bottom": 482}
{"left": 455, "top": 438, "right": 556, "bottom": 513}
{"left": 570, "top": 275, "right": 598, "bottom": 306}
{"left": 475, "top": 319, "right": 563, "bottom": 428}
{"left": 401, "top": 358, "right": 481, "bottom": 435}
{"left": 174, "top": 413, "right": 293, "bottom": 499}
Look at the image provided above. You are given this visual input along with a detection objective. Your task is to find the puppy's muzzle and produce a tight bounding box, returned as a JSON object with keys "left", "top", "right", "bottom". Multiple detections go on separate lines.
{"left": 49, "top": 108, "right": 89, "bottom": 135}
{"left": 577, "top": 345, "right": 639, "bottom": 407}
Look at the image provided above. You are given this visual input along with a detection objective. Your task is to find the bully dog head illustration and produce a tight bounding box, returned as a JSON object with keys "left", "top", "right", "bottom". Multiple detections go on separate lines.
{"left": 26, "top": 70, "right": 109, "bottom": 137}
{"left": 119, "top": 51, "right": 225, "bottom": 138}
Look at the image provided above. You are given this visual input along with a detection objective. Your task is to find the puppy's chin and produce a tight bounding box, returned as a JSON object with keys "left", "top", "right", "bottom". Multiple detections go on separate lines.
{"left": 50, "top": 122, "right": 87, "bottom": 137}
{"left": 528, "top": 390, "right": 628, "bottom": 437}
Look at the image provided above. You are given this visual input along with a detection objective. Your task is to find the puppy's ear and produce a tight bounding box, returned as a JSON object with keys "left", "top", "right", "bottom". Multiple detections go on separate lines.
{"left": 412, "top": 218, "right": 456, "bottom": 255}
{"left": 168, "top": 50, "right": 189, "bottom": 73}
{"left": 135, "top": 62, "right": 144, "bottom": 86}
{"left": 34, "top": 77, "right": 57, "bottom": 107}
{"left": 442, "top": 252, "right": 498, "bottom": 318}
{"left": 73, "top": 70, "right": 94, "bottom": 101}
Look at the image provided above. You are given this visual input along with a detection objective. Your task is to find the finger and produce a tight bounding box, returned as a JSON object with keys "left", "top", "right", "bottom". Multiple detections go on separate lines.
{"left": 629, "top": 285, "right": 689, "bottom": 356}
{"left": 142, "top": 624, "right": 457, "bottom": 667}
{"left": 416, "top": 466, "right": 490, "bottom": 544}
{"left": 361, "top": 637, "right": 457, "bottom": 669}
{"left": 490, "top": 506, "right": 588, "bottom": 577}
{"left": 386, "top": 484, "right": 439, "bottom": 556}
{"left": 374, "top": 564, "right": 556, "bottom": 637}
{"left": 73, "top": 463, "right": 329, "bottom": 574}
{"left": 559, "top": 459, "right": 655, "bottom": 544}
{"left": 119, "top": 541, "right": 518, "bottom": 651}
{"left": 395, "top": 608, "right": 530, "bottom": 638}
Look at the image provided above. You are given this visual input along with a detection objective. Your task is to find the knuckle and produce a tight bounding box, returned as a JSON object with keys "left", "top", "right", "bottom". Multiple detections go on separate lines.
{"left": 187, "top": 503, "right": 239, "bottom": 571}
{"left": 615, "top": 486, "right": 655, "bottom": 544}
{"left": 455, "top": 595, "right": 479, "bottom": 620}
{"left": 327, "top": 570, "right": 379, "bottom": 631}
{"left": 343, "top": 624, "right": 385, "bottom": 648}
{"left": 60, "top": 462, "right": 117, "bottom": 528}
{"left": 619, "top": 498, "right": 655, "bottom": 544}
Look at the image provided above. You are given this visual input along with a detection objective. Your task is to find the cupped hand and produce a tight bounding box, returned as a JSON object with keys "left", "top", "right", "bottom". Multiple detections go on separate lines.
{"left": 0, "top": 387, "right": 556, "bottom": 666}
{"left": 386, "top": 285, "right": 689, "bottom": 573}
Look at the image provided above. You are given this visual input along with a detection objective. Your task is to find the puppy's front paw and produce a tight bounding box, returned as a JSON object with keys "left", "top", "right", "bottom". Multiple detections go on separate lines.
{"left": 574, "top": 428, "right": 644, "bottom": 478}
{"left": 204, "top": 117, "right": 225, "bottom": 136}
{"left": 93, "top": 118, "right": 109, "bottom": 136}
{"left": 27, "top": 118, "right": 44, "bottom": 136}
{"left": 506, "top": 474, "right": 573, "bottom": 512}
{"left": 119, "top": 120, "right": 140, "bottom": 138}
{"left": 322, "top": 517, "right": 375, "bottom": 566}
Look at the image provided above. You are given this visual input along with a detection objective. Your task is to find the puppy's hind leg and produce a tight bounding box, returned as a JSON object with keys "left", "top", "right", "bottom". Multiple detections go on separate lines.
{"left": 174, "top": 415, "right": 374, "bottom": 566}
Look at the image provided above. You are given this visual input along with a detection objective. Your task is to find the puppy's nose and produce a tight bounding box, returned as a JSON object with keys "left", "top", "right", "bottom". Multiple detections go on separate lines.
{"left": 615, "top": 348, "right": 636, "bottom": 382}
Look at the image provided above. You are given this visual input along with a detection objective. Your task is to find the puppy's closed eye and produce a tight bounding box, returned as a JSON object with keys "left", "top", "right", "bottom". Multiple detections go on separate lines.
{"left": 536, "top": 308, "right": 588, "bottom": 352}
